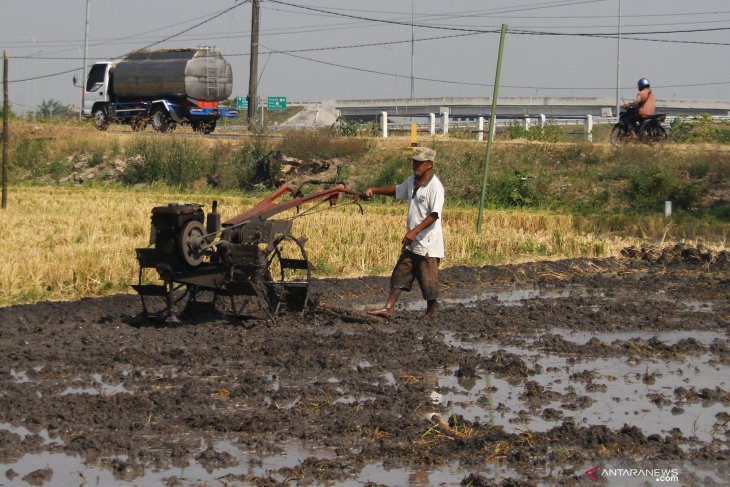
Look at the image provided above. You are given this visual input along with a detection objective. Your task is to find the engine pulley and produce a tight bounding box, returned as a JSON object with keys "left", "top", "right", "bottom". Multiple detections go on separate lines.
{"left": 179, "top": 220, "right": 206, "bottom": 266}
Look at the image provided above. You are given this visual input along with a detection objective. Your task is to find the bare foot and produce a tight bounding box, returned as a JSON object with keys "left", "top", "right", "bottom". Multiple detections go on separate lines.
{"left": 367, "top": 308, "right": 393, "bottom": 318}
{"left": 424, "top": 301, "right": 439, "bottom": 319}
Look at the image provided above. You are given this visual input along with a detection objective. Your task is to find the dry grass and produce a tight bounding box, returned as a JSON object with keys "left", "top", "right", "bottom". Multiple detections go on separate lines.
{"left": 415, "top": 413, "right": 475, "bottom": 446}
{"left": 0, "top": 184, "right": 726, "bottom": 306}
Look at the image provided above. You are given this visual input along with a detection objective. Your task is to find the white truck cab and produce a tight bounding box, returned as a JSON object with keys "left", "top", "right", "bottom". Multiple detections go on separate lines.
{"left": 83, "top": 62, "right": 112, "bottom": 117}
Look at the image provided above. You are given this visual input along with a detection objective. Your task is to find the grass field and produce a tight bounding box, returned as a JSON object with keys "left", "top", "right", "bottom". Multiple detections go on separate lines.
{"left": 1, "top": 117, "right": 728, "bottom": 305}
{"left": 1, "top": 184, "right": 725, "bottom": 306}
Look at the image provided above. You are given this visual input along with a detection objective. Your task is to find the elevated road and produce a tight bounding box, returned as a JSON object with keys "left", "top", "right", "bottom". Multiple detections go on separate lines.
{"left": 329, "top": 97, "right": 730, "bottom": 120}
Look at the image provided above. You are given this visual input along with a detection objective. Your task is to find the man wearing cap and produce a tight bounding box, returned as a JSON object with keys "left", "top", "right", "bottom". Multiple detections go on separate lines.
{"left": 365, "top": 147, "right": 445, "bottom": 319}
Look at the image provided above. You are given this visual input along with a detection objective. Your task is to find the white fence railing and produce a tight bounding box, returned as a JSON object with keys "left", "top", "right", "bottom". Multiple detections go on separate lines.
{"left": 378, "top": 112, "right": 728, "bottom": 141}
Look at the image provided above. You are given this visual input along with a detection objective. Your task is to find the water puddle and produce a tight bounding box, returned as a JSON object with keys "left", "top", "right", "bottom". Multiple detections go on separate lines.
{"left": 0, "top": 440, "right": 522, "bottom": 487}
{"left": 58, "top": 373, "right": 129, "bottom": 396}
{"left": 0, "top": 444, "right": 720, "bottom": 487}
{"left": 406, "top": 286, "right": 578, "bottom": 311}
{"left": 0, "top": 423, "right": 61, "bottom": 446}
{"left": 9, "top": 369, "right": 30, "bottom": 383}
{"left": 431, "top": 352, "right": 728, "bottom": 444}
{"left": 546, "top": 329, "right": 725, "bottom": 347}
{"left": 353, "top": 283, "right": 717, "bottom": 316}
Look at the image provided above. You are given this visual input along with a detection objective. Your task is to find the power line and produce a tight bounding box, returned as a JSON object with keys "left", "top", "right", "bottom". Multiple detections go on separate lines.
{"left": 8, "top": 7, "right": 729, "bottom": 55}
{"left": 511, "top": 26, "right": 730, "bottom": 37}
{"left": 8, "top": 0, "right": 250, "bottom": 83}
{"left": 133, "top": 0, "right": 250, "bottom": 52}
{"left": 4, "top": 3, "right": 728, "bottom": 51}
{"left": 0, "top": 6, "right": 240, "bottom": 49}
{"left": 265, "top": 0, "right": 730, "bottom": 41}
{"left": 442, "top": 18, "right": 730, "bottom": 30}
{"left": 260, "top": 42, "right": 730, "bottom": 91}
{"left": 282, "top": 0, "right": 613, "bottom": 19}
{"left": 7, "top": 1, "right": 729, "bottom": 87}
{"left": 11, "top": 20, "right": 730, "bottom": 64}
{"left": 8, "top": 67, "right": 80, "bottom": 83}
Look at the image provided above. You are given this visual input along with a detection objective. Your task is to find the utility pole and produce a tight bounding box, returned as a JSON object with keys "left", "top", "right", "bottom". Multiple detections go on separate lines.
{"left": 410, "top": 0, "right": 414, "bottom": 99}
{"left": 615, "top": 0, "right": 621, "bottom": 118}
{"left": 81, "top": 0, "right": 91, "bottom": 121}
{"left": 247, "top": 0, "right": 260, "bottom": 131}
{"left": 477, "top": 24, "right": 507, "bottom": 233}
{"left": 3, "top": 51, "right": 9, "bottom": 209}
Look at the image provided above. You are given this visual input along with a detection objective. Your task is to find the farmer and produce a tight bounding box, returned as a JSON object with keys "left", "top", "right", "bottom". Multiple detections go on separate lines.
{"left": 365, "top": 147, "right": 445, "bottom": 319}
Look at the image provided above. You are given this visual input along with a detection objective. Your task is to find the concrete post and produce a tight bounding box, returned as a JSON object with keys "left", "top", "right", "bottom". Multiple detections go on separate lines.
{"left": 442, "top": 110, "right": 449, "bottom": 135}
{"left": 429, "top": 113, "right": 436, "bottom": 136}
{"left": 478, "top": 116, "right": 484, "bottom": 141}
{"left": 584, "top": 114, "right": 593, "bottom": 142}
{"left": 522, "top": 116, "right": 530, "bottom": 132}
{"left": 539, "top": 114, "right": 546, "bottom": 131}
{"left": 381, "top": 111, "right": 388, "bottom": 138}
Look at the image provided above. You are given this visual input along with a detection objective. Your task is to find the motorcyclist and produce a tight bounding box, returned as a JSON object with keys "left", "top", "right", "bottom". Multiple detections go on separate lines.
{"left": 621, "top": 78, "right": 656, "bottom": 136}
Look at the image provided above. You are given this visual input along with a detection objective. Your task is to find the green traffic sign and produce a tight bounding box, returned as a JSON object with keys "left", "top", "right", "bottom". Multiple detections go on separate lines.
{"left": 267, "top": 96, "right": 287, "bottom": 110}
{"left": 236, "top": 96, "right": 247, "bottom": 110}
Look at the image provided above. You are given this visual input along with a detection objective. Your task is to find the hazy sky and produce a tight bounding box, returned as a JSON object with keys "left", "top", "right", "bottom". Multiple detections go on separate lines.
{"left": 1, "top": 0, "right": 728, "bottom": 113}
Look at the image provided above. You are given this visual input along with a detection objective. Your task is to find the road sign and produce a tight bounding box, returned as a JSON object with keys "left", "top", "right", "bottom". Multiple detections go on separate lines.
{"left": 236, "top": 96, "right": 247, "bottom": 109}
{"left": 267, "top": 96, "right": 287, "bottom": 110}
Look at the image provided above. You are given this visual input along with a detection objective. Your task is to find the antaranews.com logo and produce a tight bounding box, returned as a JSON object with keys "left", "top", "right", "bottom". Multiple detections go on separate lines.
{"left": 584, "top": 466, "right": 680, "bottom": 482}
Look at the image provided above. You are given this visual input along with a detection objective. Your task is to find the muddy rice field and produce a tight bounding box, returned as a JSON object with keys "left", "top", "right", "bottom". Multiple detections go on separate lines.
{"left": 0, "top": 244, "right": 728, "bottom": 486}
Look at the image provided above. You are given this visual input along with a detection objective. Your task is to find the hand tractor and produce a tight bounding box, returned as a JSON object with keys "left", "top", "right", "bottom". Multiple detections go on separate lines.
{"left": 132, "top": 178, "right": 367, "bottom": 323}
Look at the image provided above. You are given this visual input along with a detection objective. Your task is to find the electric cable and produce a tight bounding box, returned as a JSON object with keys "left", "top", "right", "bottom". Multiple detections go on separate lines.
{"left": 8, "top": 0, "right": 250, "bottom": 83}
{"left": 258, "top": 42, "right": 730, "bottom": 91}
{"left": 133, "top": 0, "right": 250, "bottom": 52}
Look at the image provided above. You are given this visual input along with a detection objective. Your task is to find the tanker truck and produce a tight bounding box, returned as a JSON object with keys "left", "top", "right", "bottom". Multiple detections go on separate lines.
{"left": 79, "top": 47, "right": 239, "bottom": 133}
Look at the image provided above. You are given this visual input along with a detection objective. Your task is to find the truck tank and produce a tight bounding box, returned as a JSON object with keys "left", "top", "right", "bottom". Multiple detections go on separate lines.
{"left": 112, "top": 48, "right": 233, "bottom": 102}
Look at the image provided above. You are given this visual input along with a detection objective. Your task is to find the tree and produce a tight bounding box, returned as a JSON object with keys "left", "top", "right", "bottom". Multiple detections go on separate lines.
{"left": 36, "top": 99, "right": 72, "bottom": 120}
{"left": 0, "top": 104, "right": 15, "bottom": 119}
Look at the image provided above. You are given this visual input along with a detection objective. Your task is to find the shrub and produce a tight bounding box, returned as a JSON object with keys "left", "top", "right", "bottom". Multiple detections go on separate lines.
{"left": 626, "top": 164, "right": 705, "bottom": 211}
{"left": 123, "top": 138, "right": 210, "bottom": 187}
{"left": 687, "top": 160, "right": 710, "bottom": 180}
{"left": 231, "top": 140, "right": 282, "bottom": 189}
{"left": 12, "top": 138, "right": 50, "bottom": 169}
{"left": 505, "top": 121, "right": 526, "bottom": 140}
{"left": 448, "top": 127, "right": 476, "bottom": 140}
{"left": 369, "top": 154, "right": 411, "bottom": 188}
{"left": 626, "top": 165, "right": 675, "bottom": 210}
{"left": 691, "top": 113, "right": 720, "bottom": 143}
{"left": 280, "top": 129, "right": 370, "bottom": 160}
{"left": 329, "top": 118, "right": 379, "bottom": 137}
{"left": 540, "top": 121, "right": 566, "bottom": 143}
{"left": 670, "top": 117, "right": 692, "bottom": 142}
{"left": 504, "top": 119, "right": 565, "bottom": 143}
{"left": 671, "top": 114, "right": 726, "bottom": 144}
{"left": 489, "top": 170, "right": 537, "bottom": 207}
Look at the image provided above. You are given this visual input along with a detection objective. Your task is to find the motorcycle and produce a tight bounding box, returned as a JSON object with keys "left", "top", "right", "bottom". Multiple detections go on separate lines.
{"left": 610, "top": 105, "right": 672, "bottom": 145}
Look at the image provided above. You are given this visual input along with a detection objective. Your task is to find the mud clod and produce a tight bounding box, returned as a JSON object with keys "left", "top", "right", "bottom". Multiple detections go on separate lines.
{"left": 21, "top": 468, "right": 52, "bottom": 486}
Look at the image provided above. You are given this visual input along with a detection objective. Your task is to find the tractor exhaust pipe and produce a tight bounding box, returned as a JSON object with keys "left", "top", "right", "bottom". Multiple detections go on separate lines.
{"left": 206, "top": 200, "right": 221, "bottom": 244}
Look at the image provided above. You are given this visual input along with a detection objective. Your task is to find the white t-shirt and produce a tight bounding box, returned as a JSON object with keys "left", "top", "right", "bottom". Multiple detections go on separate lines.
{"left": 395, "top": 174, "right": 445, "bottom": 258}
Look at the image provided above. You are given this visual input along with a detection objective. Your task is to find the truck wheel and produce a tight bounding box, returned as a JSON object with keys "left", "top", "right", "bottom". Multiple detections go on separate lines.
{"left": 151, "top": 108, "right": 171, "bottom": 133}
{"left": 92, "top": 107, "right": 109, "bottom": 131}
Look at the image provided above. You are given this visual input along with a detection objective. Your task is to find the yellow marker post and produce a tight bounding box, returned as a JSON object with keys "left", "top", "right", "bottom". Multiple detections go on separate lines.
{"left": 409, "top": 122, "right": 419, "bottom": 150}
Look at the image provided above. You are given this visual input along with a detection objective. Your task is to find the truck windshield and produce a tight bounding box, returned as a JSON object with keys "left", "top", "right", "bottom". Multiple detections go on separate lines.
{"left": 86, "top": 64, "right": 106, "bottom": 91}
